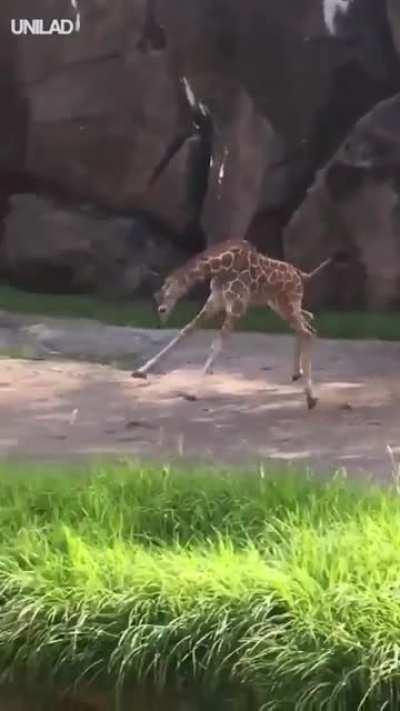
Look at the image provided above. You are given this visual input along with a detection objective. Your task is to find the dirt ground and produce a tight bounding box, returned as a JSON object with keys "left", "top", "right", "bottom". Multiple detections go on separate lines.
{"left": 1, "top": 314, "right": 400, "bottom": 481}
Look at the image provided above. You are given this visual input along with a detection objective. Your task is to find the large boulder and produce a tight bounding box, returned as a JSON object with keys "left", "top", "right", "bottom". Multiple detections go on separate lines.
{"left": 387, "top": 0, "right": 400, "bottom": 57}
{"left": 0, "top": 0, "right": 195, "bottom": 234}
{"left": 199, "top": 87, "right": 278, "bottom": 244}
{"left": 1, "top": 194, "right": 186, "bottom": 295}
{"left": 158, "top": 0, "right": 400, "bottom": 244}
{"left": 0, "top": 0, "right": 399, "bottom": 285}
{"left": 284, "top": 94, "right": 400, "bottom": 310}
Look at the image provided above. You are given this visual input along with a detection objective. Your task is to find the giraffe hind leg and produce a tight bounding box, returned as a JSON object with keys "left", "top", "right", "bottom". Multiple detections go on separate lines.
{"left": 291, "top": 317, "right": 318, "bottom": 410}
{"left": 301, "top": 331, "right": 318, "bottom": 410}
{"left": 267, "top": 299, "right": 311, "bottom": 382}
{"left": 269, "top": 297, "right": 318, "bottom": 409}
{"left": 293, "top": 310, "right": 317, "bottom": 380}
{"left": 301, "top": 310, "right": 316, "bottom": 335}
{"left": 292, "top": 333, "right": 303, "bottom": 381}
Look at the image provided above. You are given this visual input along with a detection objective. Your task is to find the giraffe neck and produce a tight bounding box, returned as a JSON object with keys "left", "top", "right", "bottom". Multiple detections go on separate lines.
{"left": 168, "top": 240, "right": 254, "bottom": 300}
{"left": 169, "top": 253, "right": 213, "bottom": 298}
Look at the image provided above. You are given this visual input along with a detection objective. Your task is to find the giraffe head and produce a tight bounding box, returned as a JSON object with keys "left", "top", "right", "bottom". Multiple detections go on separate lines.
{"left": 154, "top": 276, "right": 181, "bottom": 323}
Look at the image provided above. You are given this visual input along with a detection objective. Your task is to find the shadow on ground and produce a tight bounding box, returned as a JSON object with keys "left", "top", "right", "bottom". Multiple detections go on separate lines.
{"left": 1, "top": 324, "right": 400, "bottom": 481}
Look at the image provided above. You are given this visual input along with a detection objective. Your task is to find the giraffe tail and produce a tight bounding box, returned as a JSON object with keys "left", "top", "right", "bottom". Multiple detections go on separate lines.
{"left": 299, "top": 251, "right": 349, "bottom": 280}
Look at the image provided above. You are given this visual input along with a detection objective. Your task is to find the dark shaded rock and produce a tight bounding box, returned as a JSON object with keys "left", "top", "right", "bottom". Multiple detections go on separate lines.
{"left": 284, "top": 94, "right": 400, "bottom": 310}
{"left": 387, "top": 0, "right": 400, "bottom": 58}
{"left": 0, "top": 0, "right": 400, "bottom": 275}
{"left": 200, "top": 88, "right": 276, "bottom": 244}
{"left": 156, "top": 0, "right": 400, "bottom": 246}
{"left": 159, "top": 0, "right": 400, "bottom": 156}
{"left": 1, "top": 194, "right": 186, "bottom": 295}
{"left": 0, "top": 0, "right": 195, "bottom": 235}
{"left": 245, "top": 210, "right": 285, "bottom": 259}
{"left": 143, "top": 77, "right": 214, "bottom": 244}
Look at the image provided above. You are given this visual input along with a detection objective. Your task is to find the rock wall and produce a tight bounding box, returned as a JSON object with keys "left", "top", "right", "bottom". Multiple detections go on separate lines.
{"left": 0, "top": 194, "right": 187, "bottom": 295}
{"left": 0, "top": 0, "right": 191, "bottom": 228}
{"left": 284, "top": 94, "right": 400, "bottom": 310}
{"left": 0, "top": 0, "right": 400, "bottom": 304}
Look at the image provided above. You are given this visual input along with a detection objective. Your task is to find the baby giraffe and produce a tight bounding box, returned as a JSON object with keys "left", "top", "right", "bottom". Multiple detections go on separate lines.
{"left": 132, "top": 240, "right": 342, "bottom": 409}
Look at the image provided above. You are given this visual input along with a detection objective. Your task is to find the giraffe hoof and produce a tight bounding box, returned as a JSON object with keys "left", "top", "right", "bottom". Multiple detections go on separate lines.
{"left": 292, "top": 372, "right": 303, "bottom": 382}
{"left": 307, "top": 395, "right": 318, "bottom": 410}
{"left": 131, "top": 370, "right": 148, "bottom": 379}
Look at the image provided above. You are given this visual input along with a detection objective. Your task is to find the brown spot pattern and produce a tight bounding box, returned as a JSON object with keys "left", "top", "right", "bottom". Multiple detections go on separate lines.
{"left": 221, "top": 253, "right": 234, "bottom": 268}
{"left": 230, "top": 279, "right": 245, "bottom": 295}
{"left": 165, "top": 241, "right": 313, "bottom": 333}
{"left": 233, "top": 252, "right": 248, "bottom": 270}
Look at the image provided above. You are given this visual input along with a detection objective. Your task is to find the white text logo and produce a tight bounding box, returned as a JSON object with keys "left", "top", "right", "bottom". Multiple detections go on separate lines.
{"left": 11, "top": 18, "right": 80, "bottom": 36}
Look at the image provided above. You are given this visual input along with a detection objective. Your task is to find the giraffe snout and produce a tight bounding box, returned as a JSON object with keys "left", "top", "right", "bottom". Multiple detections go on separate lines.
{"left": 157, "top": 304, "right": 169, "bottom": 324}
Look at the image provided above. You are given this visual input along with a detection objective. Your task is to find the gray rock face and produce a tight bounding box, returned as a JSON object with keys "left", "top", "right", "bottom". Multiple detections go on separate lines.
{"left": 0, "top": 0, "right": 400, "bottom": 304}
{"left": 0, "top": 309, "right": 175, "bottom": 366}
{"left": 387, "top": 0, "right": 400, "bottom": 58}
{"left": 1, "top": 194, "right": 186, "bottom": 295}
{"left": 284, "top": 94, "right": 400, "bottom": 310}
{"left": 0, "top": 0, "right": 192, "bottom": 233}
{"left": 199, "top": 88, "right": 277, "bottom": 245}
{"left": 159, "top": 0, "right": 399, "bottom": 167}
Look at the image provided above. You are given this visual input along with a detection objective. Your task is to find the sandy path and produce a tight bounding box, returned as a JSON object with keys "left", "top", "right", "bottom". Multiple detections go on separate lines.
{"left": 1, "top": 326, "right": 400, "bottom": 481}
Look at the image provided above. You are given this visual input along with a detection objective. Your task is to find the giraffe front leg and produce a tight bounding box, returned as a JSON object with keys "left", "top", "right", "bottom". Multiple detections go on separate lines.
{"left": 132, "top": 294, "right": 221, "bottom": 378}
{"left": 202, "top": 334, "right": 224, "bottom": 375}
{"left": 131, "top": 327, "right": 187, "bottom": 378}
{"left": 201, "top": 297, "right": 243, "bottom": 375}
{"left": 202, "top": 328, "right": 232, "bottom": 376}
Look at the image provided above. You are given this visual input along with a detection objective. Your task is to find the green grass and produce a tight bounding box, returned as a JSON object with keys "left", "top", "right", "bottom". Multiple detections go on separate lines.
{"left": 1, "top": 461, "right": 400, "bottom": 708}
{"left": 0, "top": 284, "right": 399, "bottom": 341}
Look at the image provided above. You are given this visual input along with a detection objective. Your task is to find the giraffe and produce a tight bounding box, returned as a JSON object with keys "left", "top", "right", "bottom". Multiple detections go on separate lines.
{"left": 132, "top": 240, "right": 343, "bottom": 409}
